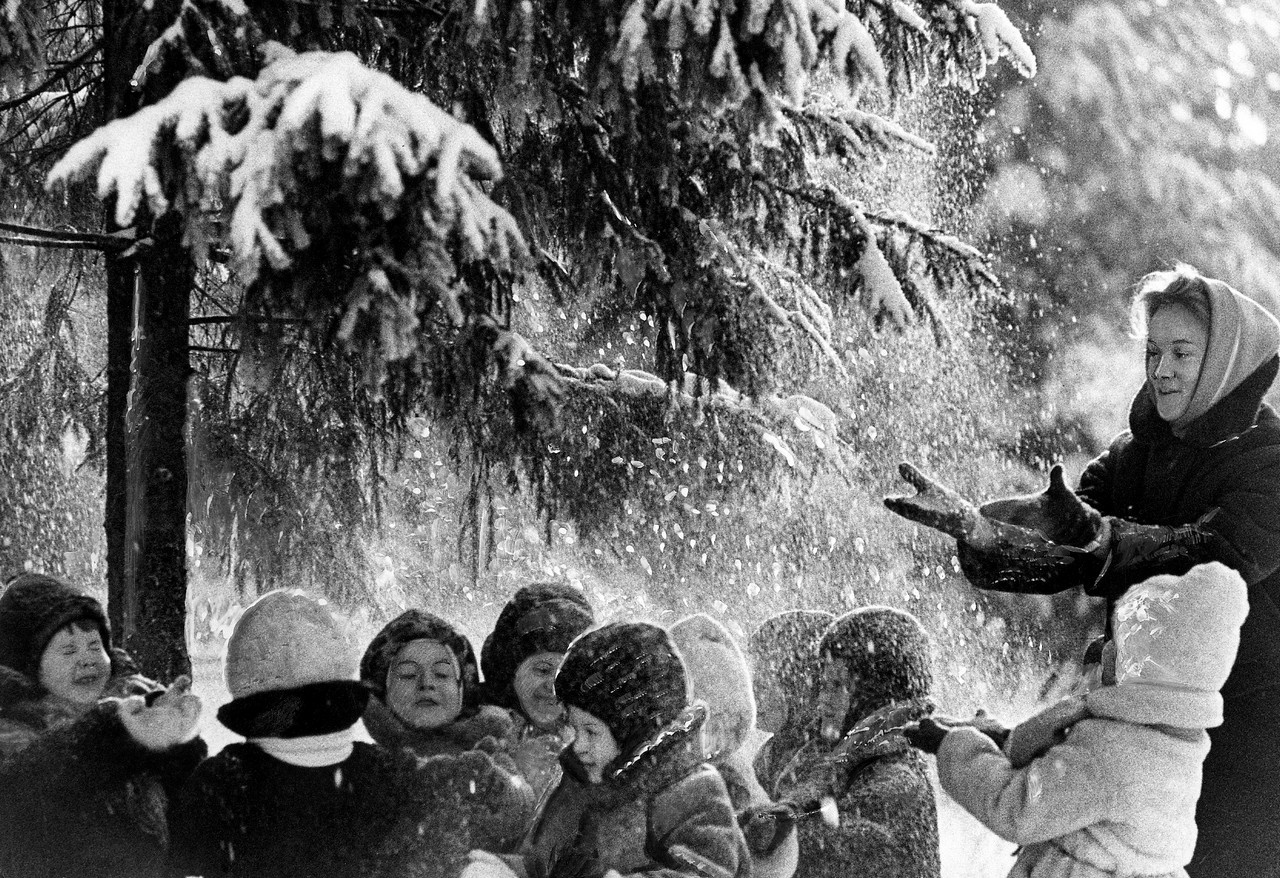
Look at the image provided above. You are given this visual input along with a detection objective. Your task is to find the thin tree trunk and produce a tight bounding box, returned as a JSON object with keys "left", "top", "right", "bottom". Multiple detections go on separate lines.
{"left": 124, "top": 211, "right": 193, "bottom": 680}
{"left": 104, "top": 260, "right": 132, "bottom": 636}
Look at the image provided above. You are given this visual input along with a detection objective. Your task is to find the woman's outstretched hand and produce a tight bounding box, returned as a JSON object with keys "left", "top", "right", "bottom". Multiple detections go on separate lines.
{"left": 117, "top": 675, "right": 202, "bottom": 751}
{"left": 883, "top": 462, "right": 984, "bottom": 541}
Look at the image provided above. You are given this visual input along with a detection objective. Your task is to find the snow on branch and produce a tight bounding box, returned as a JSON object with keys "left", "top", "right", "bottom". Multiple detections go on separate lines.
{"left": 48, "top": 45, "right": 530, "bottom": 402}
{"left": 956, "top": 0, "right": 1036, "bottom": 77}
{"left": 789, "top": 105, "right": 936, "bottom": 158}
{"left": 554, "top": 360, "right": 849, "bottom": 477}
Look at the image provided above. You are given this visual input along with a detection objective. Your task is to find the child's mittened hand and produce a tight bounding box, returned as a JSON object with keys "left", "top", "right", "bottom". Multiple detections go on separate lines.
{"left": 902, "top": 717, "right": 950, "bottom": 755}
{"left": 739, "top": 802, "right": 799, "bottom": 856}
{"left": 118, "top": 675, "right": 202, "bottom": 751}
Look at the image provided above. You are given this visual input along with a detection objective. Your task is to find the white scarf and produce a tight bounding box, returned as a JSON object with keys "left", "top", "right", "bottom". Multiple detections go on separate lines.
{"left": 250, "top": 729, "right": 355, "bottom": 767}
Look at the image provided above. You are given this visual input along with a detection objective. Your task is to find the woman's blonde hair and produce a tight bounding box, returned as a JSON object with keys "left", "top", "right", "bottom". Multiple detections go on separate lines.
{"left": 1129, "top": 263, "right": 1212, "bottom": 340}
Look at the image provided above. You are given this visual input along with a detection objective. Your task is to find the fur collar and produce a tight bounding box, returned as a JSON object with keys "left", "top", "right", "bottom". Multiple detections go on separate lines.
{"left": 362, "top": 694, "right": 512, "bottom": 756}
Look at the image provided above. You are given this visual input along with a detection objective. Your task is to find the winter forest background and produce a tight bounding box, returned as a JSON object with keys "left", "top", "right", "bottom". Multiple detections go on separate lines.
{"left": 3, "top": 0, "right": 1280, "bottom": 874}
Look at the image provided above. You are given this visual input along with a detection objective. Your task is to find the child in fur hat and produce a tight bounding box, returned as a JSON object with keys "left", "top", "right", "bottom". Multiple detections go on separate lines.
{"left": 747, "top": 610, "right": 833, "bottom": 793}
{"left": 168, "top": 590, "right": 535, "bottom": 878}
{"left": 361, "top": 608, "right": 514, "bottom": 758}
{"left": 0, "top": 573, "right": 206, "bottom": 878}
{"left": 671, "top": 613, "right": 798, "bottom": 878}
{"left": 480, "top": 581, "right": 595, "bottom": 803}
{"left": 907, "top": 562, "right": 1249, "bottom": 878}
{"left": 467, "top": 621, "right": 750, "bottom": 878}
{"left": 771, "top": 606, "right": 940, "bottom": 878}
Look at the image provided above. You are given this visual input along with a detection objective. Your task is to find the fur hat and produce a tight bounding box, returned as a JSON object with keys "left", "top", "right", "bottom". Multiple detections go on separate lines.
{"left": 0, "top": 573, "right": 111, "bottom": 680}
{"left": 480, "top": 582, "right": 593, "bottom": 712}
{"left": 821, "top": 606, "right": 932, "bottom": 731}
{"left": 555, "top": 622, "right": 690, "bottom": 756}
{"left": 670, "top": 613, "right": 755, "bottom": 760}
{"left": 361, "top": 609, "right": 481, "bottom": 714}
{"left": 218, "top": 590, "right": 367, "bottom": 738}
{"left": 1088, "top": 562, "right": 1248, "bottom": 729}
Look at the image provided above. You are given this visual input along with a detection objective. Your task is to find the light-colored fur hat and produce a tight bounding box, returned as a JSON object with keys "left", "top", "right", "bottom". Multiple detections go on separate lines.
{"left": 671, "top": 613, "right": 756, "bottom": 761}
{"left": 1088, "top": 562, "right": 1249, "bottom": 729}
{"left": 224, "top": 590, "right": 356, "bottom": 699}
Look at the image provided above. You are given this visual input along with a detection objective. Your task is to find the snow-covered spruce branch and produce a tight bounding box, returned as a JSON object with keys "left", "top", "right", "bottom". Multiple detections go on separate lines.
{"left": 952, "top": 0, "right": 1036, "bottom": 77}
{"left": 861, "top": 205, "right": 999, "bottom": 286}
{"left": 697, "top": 222, "right": 848, "bottom": 375}
{"left": 47, "top": 45, "right": 527, "bottom": 289}
{"left": 788, "top": 105, "right": 936, "bottom": 157}
{"left": 554, "top": 361, "right": 848, "bottom": 474}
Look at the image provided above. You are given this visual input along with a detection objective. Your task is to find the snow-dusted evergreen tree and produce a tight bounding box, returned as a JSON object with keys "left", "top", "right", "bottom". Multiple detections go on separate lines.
{"left": 10, "top": 0, "right": 1035, "bottom": 667}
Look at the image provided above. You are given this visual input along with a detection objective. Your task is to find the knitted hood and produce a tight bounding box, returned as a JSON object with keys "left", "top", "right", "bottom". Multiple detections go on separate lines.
{"left": 1088, "top": 562, "right": 1248, "bottom": 729}
{"left": 361, "top": 609, "right": 482, "bottom": 715}
{"left": 479, "top": 582, "right": 593, "bottom": 714}
{"left": 670, "top": 613, "right": 755, "bottom": 761}
{"left": 820, "top": 606, "right": 932, "bottom": 735}
{"left": 748, "top": 610, "right": 834, "bottom": 728}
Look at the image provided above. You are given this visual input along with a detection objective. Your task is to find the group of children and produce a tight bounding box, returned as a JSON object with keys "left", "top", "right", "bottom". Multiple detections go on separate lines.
{"left": 0, "top": 558, "right": 1251, "bottom": 878}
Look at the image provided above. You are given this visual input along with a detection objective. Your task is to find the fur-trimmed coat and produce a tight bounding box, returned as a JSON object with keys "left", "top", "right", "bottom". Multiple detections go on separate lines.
{"left": 770, "top": 701, "right": 941, "bottom": 878}
{"left": 520, "top": 709, "right": 749, "bottom": 878}
{"left": 168, "top": 740, "right": 535, "bottom": 878}
{"left": 0, "top": 659, "right": 207, "bottom": 878}
{"left": 363, "top": 694, "right": 515, "bottom": 759}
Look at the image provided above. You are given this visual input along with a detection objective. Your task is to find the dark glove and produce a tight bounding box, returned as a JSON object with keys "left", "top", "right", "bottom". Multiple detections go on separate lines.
{"left": 886, "top": 462, "right": 1092, "bottom": 595}
{"left": 902, "top": 717, "right": 951, "bottom": 755}
{"left": 1075, "top": 509, "right": 1219, "bottom": 598}
{"left": 738, "top": 802, "right": 799, "bottom": 857}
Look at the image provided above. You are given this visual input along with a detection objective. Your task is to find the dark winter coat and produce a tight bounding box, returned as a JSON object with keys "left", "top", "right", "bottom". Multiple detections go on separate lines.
{"left": 1078, "top": 357, "right": 1280, "bottom": 877}
{"left": 0, "top": 660, "right": 206, "bottom": 878}
{"left": 520, "top": 708, "right": 749, "bottom": 878}
{"left": 770, "top": 701, "right": 940, "bottom": 878}
{"left": 168, "top": 740, "right": 535, "bottom": 878}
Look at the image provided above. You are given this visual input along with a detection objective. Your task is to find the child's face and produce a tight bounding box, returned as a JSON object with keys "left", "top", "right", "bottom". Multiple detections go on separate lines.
{"left": 514, "top": 650, "right": 564, "bottom": 731}
{"left": 817, "top": 655, "right": 855, "bottom": 743}
{"left": 39, "top": 623, "right": 110, "bottom": 705}
{"left": 386, "top": 638, "right": 464, "bottom": 730}
{"left": 567, "top": 705, "right": 621, "bottom": 783}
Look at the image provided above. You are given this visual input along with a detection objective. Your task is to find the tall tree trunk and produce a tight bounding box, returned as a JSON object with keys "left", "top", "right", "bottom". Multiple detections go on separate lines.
{"left": 101, "top": 0, "right": 143, "bottom": 639}
{"left": 101, "top": 0, "right": 193, "bottom": 676}
{"left": 124, "top": 212, "right": 194, "bottom": 680}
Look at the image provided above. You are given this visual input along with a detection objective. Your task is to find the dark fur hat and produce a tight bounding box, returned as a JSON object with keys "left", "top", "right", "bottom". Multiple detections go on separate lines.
{"left": 480, "top": 582, "right": 593, "bottom": 713}
{"left": 361, "top": 609, "right": 481, "bottom": 714}
{"left": 0, "top": 573, "right": 111, "bottom": 680}
{"left": 554, "top": 621, "right": 689, "bottom": 756}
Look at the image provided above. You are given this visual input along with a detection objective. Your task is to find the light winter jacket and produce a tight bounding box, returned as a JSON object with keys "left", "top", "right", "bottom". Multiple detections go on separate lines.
{"left": 937, "top": 718, "right": 1206, "bottom": 878}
